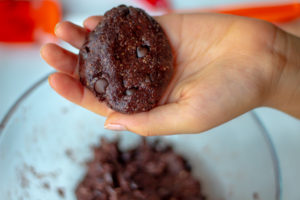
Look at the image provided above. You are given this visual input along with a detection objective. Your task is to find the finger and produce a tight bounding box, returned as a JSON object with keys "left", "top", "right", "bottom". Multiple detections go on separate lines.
{"left": 55, "top": 21, "right": 87, "bottom": 49}
{"left": 49, "top": 73, "right": 111, "bottom": 116}
{"left": 83, "top": 16, "right": 103, "bottom": 31}
{"left": 104, "top": 102, "right": 200, "bottom": 136}
{"left": 41, "top": 43, "right": 78, "bottom": 77}
{"left": 278, "top": 18, "right": 300, "bottom": 37}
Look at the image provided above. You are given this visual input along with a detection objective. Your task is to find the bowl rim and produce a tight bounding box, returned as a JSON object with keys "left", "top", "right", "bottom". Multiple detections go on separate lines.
{"left": 0, "top": 73, "right": 282, "bottom": 200}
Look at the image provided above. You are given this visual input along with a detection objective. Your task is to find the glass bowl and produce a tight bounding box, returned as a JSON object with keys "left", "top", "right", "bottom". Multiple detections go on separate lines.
{"left": 0, "top": 74, "right": 280, "bottom": 200}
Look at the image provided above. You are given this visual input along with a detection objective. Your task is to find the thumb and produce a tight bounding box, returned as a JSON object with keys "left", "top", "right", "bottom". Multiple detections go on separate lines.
{"left": 104, "top": 102, "right": 201, "bottom": 136}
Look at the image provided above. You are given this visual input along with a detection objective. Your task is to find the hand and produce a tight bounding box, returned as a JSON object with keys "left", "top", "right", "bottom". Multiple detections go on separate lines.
{"left": 41, "top": 13, "right": 300, "bottom": 136}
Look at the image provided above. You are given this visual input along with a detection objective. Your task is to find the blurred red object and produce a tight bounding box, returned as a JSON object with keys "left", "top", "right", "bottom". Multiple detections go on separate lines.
{"left": 0, "top": 0, "right": 61, "bottom": 43}
{"left": 141, "top": 0, "right": 171, "bottom": 10}
{"left": 218, "top": 2, "right": 300, "bottom": 23}
{"left": 140, "top": 0, "right": 300, "bottom": 23}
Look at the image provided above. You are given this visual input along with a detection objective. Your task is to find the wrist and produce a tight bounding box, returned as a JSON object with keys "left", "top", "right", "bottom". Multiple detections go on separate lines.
{"left": 264, "top": 28, "right": 300, "bottom": 118}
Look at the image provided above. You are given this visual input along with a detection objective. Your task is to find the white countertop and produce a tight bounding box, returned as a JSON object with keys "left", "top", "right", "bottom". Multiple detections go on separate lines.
{"left": 1, "top": 1, "right": 300, "bottom": 199}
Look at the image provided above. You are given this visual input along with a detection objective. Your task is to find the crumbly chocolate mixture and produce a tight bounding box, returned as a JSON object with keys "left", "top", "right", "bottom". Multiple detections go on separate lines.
{"left": 76, "top": 139, "right": 205, "bottom": 200}
{"left": 78, "top": 5, "right": 173, "bottom": 113}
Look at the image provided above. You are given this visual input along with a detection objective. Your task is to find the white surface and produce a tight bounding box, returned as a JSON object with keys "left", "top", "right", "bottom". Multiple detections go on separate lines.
{"left": 0, "top": 0, "right": 300, "bottom": 200}
{"left": 254, "top": 108, "right": 300, "bottom": 200}
{"left": 0, "top": 81, "right": 277, "bottom": 200}
{"left": 0, "top": 45, "right": 52, "bottom": 121}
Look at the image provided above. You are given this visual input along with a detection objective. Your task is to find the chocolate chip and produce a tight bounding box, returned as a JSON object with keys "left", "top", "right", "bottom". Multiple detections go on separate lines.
{"left": 104, "top": 173, "right": 113, "bottom": 184}
{"left": 130, "top": 181, "right": 138, "bottom": 189}
{"left": 126, "top": 88, "right": 136, "bottom": 96}
{"left": 150, "top": 73, "right": 155, "bottom": 82}
{"left": 137, "top": 46, "right": 148, "bottom": 58}
{"left": 82, "top": 52, "right": 88, "bottom": 59}
{"left": 94, "top": 79, "right": 108, "bottom": 94}
{"left": 119, "top": 5, "right": 129, "bottom": 16}
{"left": 85, "top": 46, "right": 90, "bottom": 53}
{"left": 145, "top": 75, "right": 151, "bottom": 83}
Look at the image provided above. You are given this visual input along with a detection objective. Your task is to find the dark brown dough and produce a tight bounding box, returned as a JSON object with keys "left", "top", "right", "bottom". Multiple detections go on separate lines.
{"left": 78, "top": 5, "right": 173, "bottom": 113}
{"left": 75, "top": 138, "right": 205, "bottom": 200}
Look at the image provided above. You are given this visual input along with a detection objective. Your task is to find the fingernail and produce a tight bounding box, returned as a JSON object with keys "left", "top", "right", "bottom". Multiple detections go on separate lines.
{"left": 39, "top": 44, "right": 45, "bottom": 57}
{"left": 48, "top": 75, "right": 52, "bottom": 84}
{"left": 48, "top": 74, "right": 54, "bottom": 88}
{"left": 54, "top": 22, "right": 61, "bottom": 35}
{"left": 104, "top": 123, "right": 127, "bottom": 131}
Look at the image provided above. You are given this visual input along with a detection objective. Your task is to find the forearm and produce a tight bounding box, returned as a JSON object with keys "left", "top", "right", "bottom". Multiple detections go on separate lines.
{"left": 266, "top": 29, "right": 300, "bottom": 118}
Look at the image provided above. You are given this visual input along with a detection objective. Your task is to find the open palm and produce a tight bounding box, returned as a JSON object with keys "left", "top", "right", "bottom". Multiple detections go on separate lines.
{"left": 41, "top": 13, "right": 284, "bottom": 136}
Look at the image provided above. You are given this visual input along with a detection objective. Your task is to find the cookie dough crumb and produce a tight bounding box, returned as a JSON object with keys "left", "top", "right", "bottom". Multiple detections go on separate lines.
{"left": 76, "top": 138, "right": 205, "bottom": 200}
{"left": 57, "top": 187, "right": 65, "bottom": 198}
